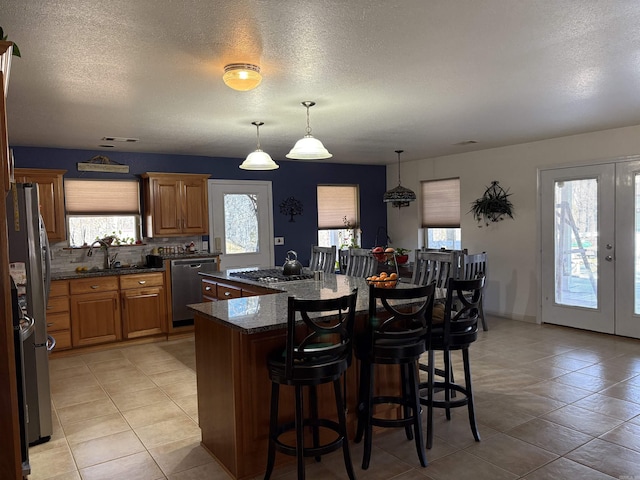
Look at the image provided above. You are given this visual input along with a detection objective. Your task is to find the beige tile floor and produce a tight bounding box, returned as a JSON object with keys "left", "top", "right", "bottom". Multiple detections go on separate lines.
{"left": 28, "top": 316, "right": 640, "bottom": 479}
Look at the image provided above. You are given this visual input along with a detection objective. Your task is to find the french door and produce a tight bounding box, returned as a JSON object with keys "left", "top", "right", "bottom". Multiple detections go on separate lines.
{"left": 208, "top": 180, "right": 274, "bottom": 269}
{"left": 540, "top": 160, "right": 640, "bottom": 339}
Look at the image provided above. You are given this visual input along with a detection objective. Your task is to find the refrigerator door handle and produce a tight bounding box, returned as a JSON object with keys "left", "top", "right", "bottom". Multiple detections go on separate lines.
{"left": 46, "top": 335, "right": 56, "bottom": 352}
{"left": 41, "top": 215, "right": 52, "bottom": 304}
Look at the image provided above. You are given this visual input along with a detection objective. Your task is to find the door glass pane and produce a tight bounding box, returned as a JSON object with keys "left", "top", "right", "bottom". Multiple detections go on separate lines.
{"left": 635, "top": 174, "right": 640, "bottom": 314}
{"left": 554, "top": 179, "right": 598, "bottom": 308}
{"left": 224, "top": 194, "right": 259, "bottom": 254}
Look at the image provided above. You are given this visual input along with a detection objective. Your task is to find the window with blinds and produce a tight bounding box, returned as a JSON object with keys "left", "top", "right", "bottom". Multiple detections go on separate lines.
{"left": 421, "top": 178, "right": 461, "bottom": 249}
{"left": 65, "top": 179, "right": 141, "bottom": 247}
{"left": 317, "top": 185, "right": 360, "bottom": 249}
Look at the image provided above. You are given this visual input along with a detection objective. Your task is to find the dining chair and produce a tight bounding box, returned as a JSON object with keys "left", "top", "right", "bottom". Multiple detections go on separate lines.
{"left": 344, "top": 248, "right": 377, "bottom": 278}
{"left": 264, "top": 289, "right": 358, "bottom": 480}
{"left": 411, "top": 249, "right": 464, "bottom": 288}
{"left": 461, "top": 252, "right": 488, "bottom": 330}
{"left": 308, "top": 245, "right": 337, "bottom": 274}
{"left": 420, "top": 275, "right": 485, "bottom": 450}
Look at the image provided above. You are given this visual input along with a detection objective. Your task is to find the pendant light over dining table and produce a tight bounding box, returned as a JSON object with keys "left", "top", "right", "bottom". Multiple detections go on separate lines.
{"left": 239, "top": 121, "right": 279, "bottom": 170}
{"left": 383, "top": 150, "right": 416, "bottom": 208}
{"left": 286, "top": 101, "right": 333, "bottom": 160}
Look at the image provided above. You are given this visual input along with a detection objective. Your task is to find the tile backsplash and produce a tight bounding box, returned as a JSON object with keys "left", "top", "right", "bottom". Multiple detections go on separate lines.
{"left": 50, "top": 236, "right": 204, "bottom": 273}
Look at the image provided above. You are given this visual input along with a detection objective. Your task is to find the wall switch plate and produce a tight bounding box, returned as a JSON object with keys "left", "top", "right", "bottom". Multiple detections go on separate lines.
{"left": 274, "top": 237, "right": 284, "bottom": 245}
{"left": 202, "top": 240, "right": 209, "bottom": 252}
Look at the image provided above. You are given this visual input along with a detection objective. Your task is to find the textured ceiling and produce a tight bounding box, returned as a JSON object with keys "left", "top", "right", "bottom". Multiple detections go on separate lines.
{"left": 3, "top": 1, "right": 640, "bottom": 165}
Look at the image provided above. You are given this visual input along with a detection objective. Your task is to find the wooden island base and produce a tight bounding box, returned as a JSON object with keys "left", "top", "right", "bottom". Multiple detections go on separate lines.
{"left": 194, "top": 312, "right": 401, "bottom": 480}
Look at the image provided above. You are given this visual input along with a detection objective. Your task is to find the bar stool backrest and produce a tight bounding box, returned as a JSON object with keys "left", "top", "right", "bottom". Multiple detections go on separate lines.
{"left": 284, "top": 289, "right": 358, "bottom": 380}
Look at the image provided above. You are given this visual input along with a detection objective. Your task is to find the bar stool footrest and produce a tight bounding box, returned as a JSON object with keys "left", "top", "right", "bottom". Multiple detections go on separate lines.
{"left": 273, "top": 418, "right": 346, "bottom": 458}
{"left": 370, "top": 395, "right": 419, "bottom": 429}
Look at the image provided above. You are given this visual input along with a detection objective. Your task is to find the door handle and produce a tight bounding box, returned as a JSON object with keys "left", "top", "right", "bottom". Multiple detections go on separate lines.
{"left": 605, "top": 255, "right": 613, "bottom": 261}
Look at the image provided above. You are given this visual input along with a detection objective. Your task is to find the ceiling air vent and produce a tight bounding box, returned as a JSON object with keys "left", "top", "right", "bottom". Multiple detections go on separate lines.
{"left": 101, "top": 136, "right": 139, "bottom": 143}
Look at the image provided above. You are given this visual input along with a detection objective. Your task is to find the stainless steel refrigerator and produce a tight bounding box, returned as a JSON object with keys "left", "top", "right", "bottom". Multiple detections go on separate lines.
{"left": 7, "top": 183, "right": 53, "bottom": 446}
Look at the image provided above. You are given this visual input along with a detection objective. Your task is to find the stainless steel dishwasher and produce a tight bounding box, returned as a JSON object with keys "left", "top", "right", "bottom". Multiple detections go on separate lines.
{"left": 170, "top": 257, "right": 219, "bottom": 327}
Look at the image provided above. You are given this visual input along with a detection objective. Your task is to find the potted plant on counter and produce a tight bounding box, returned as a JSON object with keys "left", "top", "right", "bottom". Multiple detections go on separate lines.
{"left": 392, "top": 248, "right": 411, "bottom": 266}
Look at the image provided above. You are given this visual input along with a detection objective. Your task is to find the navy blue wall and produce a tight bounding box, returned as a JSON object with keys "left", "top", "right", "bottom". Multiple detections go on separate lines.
{"left": 12, "top": 147, "right": 388, "bottom": 265}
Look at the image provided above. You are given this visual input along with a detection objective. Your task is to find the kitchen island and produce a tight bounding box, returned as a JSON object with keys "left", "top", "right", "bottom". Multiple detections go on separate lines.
{"left": 188, "top": 271, "right": 404, "bottom": 480}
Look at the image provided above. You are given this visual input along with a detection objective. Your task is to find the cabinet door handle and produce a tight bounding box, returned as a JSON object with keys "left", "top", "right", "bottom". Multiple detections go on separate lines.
{"left": 224, "top": 291, "right": 231, "bottom": 296}
{"left": 138, "top": 280, "right": 146, "bottom": 285}
{"left": 91, "top": 285, "right": 99, "bottom": 289}
{"left": 205, "top": 286, "right": 212, "bottom": 291}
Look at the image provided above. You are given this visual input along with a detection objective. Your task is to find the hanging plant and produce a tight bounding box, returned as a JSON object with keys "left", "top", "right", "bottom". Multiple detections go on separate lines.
{"left": 470, "top": 181, "right": 514, "bottom": 227}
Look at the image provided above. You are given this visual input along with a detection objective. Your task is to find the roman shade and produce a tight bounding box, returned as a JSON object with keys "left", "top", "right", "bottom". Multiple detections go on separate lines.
{"left": 317, "top": 185, "right": 359, "bottom": 229}
{"left": 421, "top": 178, "right": 460, "bottom": 228}
{"left": 65, "top": 179, "right": 140, "bottom": 214}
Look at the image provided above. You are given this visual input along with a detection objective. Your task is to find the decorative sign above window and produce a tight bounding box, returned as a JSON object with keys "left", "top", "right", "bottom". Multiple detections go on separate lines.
{"left": 77, "top": 155, "right": 129, "bottom": 173}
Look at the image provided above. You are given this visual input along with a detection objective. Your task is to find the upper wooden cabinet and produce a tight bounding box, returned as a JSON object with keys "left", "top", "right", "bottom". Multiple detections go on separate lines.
{"left": 141, "top": 173, "right": 210, "bottom": 237}
{"left": 14, "top": 168, "right": 67, "bottom": 242}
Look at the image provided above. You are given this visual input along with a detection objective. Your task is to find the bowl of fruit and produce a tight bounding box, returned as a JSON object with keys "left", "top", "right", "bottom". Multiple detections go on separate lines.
{"left": 366, "top": 271, "right": 399, "bottom": 288}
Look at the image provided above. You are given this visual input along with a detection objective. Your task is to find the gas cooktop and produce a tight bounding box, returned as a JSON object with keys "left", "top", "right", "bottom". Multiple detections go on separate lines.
{"left": 229, "top": 268, "right": 314, "bottom": 283}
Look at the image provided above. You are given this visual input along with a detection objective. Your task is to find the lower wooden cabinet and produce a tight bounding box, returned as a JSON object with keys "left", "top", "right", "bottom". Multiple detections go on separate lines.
{"left": 70, "top": 289, "right": 121, "bottom": 347}
{"left": 121, "top": 273, "right": 166, "bottom": 339}
{"left": 47, "top": 280, "right": 72, "bottom": 350}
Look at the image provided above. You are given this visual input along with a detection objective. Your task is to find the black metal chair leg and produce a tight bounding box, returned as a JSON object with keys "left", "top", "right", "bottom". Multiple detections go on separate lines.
{"left": 354, "top": 358, "right": 368, "bottom": 443}
{"left": 444, "top": 348, "right": 452, "bottom": 420}
{"left": 362, "top": 362, "right": 375, "bottom": 470}
{"left": 264, "top": 382, "right": 279, "bottom": 480}
{"left": 409, "top": 362, "right": 427, "bottom": 467}
{"left": 333, "top": 379, "right": 356, "bottom": 480}
{"left": 463, "top": 348, "right": 481, "bottom": 442}
{"left": 400, "top": 363, "right": 413, "bottom": 440}
{"left": 426, "top": 349, "right": 435, "bottom": 450}
{"left": 310, "top": 385, "right": 321, "bottom": 462}
{"left": 294, "top": 385, "right": 305, "bottom": 480}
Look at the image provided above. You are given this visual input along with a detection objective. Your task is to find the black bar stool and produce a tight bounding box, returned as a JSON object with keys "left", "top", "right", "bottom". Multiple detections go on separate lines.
{"left": 420, "top": 275, "right": 485, "bottom": 449}
{"left": 354, "top": 282, "right": 435, "bottom": 469}
{"left": 264, "top": 289, "right": 358, "bottom": 480}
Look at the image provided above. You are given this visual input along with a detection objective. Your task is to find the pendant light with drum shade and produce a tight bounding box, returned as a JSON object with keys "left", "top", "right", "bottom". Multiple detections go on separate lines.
{"left": 239, "top": 122, "right": 279, "bottom": 170}
{"left": 286, "top": 101, "right": 333, "bottom": 160}
{"left": 383, "top": 150, "right": 416, "bottom": 208}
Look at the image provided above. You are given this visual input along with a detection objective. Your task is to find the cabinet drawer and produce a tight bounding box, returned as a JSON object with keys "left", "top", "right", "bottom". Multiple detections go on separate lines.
{"left": 47, "top": 296, "right": 69, "bottom": 313}
{"left": 120, "top": 273, "right": 164, "bottom": 290}
{"left": 201, "top": 279, "right": 216, "bottom": 298}
{"left": 70, "top": 276, "right": 119, "bottom": 295}
{"left": 52, "top": 330, "right": 72, "bottom": 350}
{"left": 215, "top": 282, "right": 242, "bottom": 300}
{"left": 47, "top": 312, "right": 70, "bottom": 332}
{"left": 50, "top": 280, "right": 69, "bottom": 297}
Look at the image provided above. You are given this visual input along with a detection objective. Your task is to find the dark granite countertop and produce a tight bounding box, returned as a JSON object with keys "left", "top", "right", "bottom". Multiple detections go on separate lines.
{"left": 51, "top": 265, "right": 166, "bottom": 281}
{"left": 189, "top": 271, "right": 427, "bottom": 335}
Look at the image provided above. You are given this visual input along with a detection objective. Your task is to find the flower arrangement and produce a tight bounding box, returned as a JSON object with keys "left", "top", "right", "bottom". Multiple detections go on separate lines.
{"left": 339, "top": 216, "right": 361, "bottom": 249}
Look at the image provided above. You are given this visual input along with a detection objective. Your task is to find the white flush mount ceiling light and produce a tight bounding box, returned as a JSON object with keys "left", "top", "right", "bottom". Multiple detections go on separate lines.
{"left": 239, "top": 121, "right": 279, "bottom": 170}
{"left": 223, "top": 63, "right": 262, "bottom": 91}
{"left": 286, "top": 101, "right": 332, "bottom": 160}
{"left": 383, "top": 150, "right": 416, "bottom": 208}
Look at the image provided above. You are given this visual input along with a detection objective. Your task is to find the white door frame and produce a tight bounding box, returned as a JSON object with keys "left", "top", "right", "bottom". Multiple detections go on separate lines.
{"left": 538, "top": 154, "right": 640, "bottom": 339}
{"left": 208, "top": 180, "right": 274, "bottom": 269}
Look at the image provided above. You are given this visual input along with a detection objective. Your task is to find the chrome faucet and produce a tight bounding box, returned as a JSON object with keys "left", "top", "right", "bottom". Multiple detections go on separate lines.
{"left": 87, "top": 239, "right": 117, "bottom": 269}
